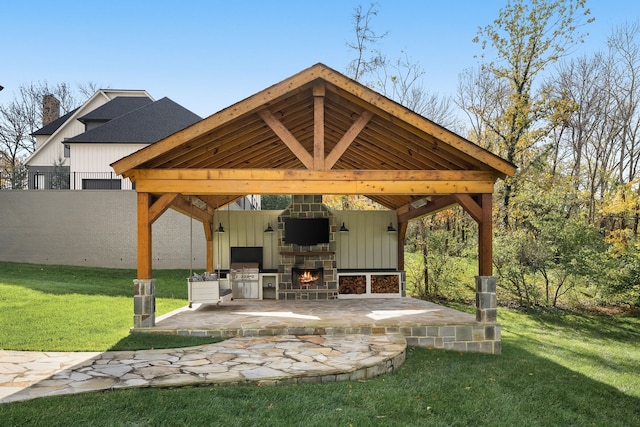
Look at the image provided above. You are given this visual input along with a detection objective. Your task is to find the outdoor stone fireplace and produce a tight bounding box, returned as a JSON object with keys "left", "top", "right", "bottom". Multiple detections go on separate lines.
{"left": 277, "top": 195, "right": 337, "bottom": 300}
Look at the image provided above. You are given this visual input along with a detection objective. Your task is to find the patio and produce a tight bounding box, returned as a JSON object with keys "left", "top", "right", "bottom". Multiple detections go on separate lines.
{"left": 141, "top": 297, "right": 501, "bottom": 354}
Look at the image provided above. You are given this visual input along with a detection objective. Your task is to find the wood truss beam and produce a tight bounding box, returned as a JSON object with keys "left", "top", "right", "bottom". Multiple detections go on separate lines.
{"left": 203, "top": 221, "right": 214, "bottom": 273}
{"left": 324, "top": 110, "right": 373, "bottom": 170}
{"left": 170, "top": 195, "right": 214, "bottom": 225}
{"left": 132, "top": 169, "right": 497, "bottom": 181}
{"left": 395, "top": 193, "right": 493, "bottom": 276}
{"left": 149, "top": 193, "right": 179, "bottom": 224}
{"left": 258, "top": 109, "right": 314, "bottom": 169}
{"left": 398, "top": 192, "right": 493, "bottom": 276}
{"left": 313, "top": 82, "right": 325, "bottom": 170}
{"left": 132, "top": 169, "right": 497, "bottom": 195}
{"left": 453, "top": 194, "right": 482, "bottom": 223}
{"left": 397, "top": 195, "right": 458, "bottom": 223}
{"left": 259, "top": 88, "right": 374, "bottom": 172}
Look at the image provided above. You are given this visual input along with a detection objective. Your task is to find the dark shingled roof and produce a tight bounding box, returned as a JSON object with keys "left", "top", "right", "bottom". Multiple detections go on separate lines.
{"left": 31, "top": 108, "right": 79, "bottom": 136}
{"left": 77, "top": 96, "right": 153, "bottom": 123}
{"left": 64, "top": 97, "right": 202, "bottom": 144}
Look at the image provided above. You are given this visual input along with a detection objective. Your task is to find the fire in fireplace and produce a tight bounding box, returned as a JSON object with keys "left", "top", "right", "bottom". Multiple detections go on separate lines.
{"left": 292, "top": 267, "right": 324, "bottom": 288}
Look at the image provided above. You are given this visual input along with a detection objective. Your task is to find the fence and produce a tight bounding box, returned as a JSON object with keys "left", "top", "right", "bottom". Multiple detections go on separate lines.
{"left": 0, "top": 171, "right": 134, "bottom": 190}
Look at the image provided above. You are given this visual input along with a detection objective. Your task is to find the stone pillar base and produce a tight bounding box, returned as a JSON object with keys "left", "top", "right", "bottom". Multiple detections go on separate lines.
{"left": 476, "top": 276, "right": 497, "bottom": 323}
{"left": 133, "top": 278, "right": 156, "bottom": 328}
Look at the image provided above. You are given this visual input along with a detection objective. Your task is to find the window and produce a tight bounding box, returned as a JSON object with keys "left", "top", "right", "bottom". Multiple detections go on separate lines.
{"left": 64, "top": 144, "right": 70, "bottom": 158}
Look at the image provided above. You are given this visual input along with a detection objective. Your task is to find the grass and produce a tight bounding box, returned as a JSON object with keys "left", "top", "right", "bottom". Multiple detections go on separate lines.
{"left": 1, "top": 262, "right": 639, "bottom": 425}
{"left": 0, "top": 262, "right": 221, "bottom": 351}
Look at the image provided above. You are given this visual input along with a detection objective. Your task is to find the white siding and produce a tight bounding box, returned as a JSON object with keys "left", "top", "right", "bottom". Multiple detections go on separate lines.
{"left": 70, "top": 143, "right": 146, "bottom": 173}
{"left": 334, "top": 211, "right": 398, "bottom": 270}
{"left": 212, "top": 211, "right": 281, "bottom": 270}
{"left": 28, "top": 99, "right": 105, "bottom": 168}
{"left": 27, "top": 119, "right": 82, "bottom": 166}
{"left": 69, "top": 143, "right": 146, "bottom": 189}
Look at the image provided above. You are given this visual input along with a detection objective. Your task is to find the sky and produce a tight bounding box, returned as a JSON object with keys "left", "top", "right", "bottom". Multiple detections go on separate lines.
{"left": 2, "top": 0, "right": 639, "bottom": 118}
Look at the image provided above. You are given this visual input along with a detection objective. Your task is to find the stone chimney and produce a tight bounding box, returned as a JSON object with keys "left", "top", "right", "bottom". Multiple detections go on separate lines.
{"left": 42, "top": 94, "right": 60, "bottom": 126}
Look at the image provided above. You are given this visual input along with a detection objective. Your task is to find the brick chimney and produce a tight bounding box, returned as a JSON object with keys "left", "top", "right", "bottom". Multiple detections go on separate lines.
{"left": 42, "top": 94, "right": 60, "bottom": 126}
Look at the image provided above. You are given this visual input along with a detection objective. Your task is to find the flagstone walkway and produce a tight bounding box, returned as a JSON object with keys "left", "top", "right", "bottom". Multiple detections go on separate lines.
{"left": 0, "top": 334, "right": 406, "bottom": 404}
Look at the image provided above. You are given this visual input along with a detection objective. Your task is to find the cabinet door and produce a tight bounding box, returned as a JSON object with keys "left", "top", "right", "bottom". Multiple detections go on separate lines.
{"left": 233, "top": 281, "right": 259, "bottom": 299}
{"left": 245, "top": 282, "right": 259, "bottom": 299}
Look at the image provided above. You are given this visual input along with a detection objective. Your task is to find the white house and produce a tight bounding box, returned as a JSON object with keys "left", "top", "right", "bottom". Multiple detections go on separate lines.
{"left": 25, "top": 89, "right": 202, "bottom": 191}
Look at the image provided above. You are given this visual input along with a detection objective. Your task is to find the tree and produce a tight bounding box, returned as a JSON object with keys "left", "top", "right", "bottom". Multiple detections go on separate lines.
{"left": 604, "top": 229, "right": 640, "bottom": 305}
{"left": 346, "top": 3, "right": 460, "bottom": 129}
{"left": 546, "top": 52, "right": 617, "bottom": 222}
{"left": 261, "top": 195, "right": 291, "bottom": 210}
{"left": 464, "top": 0, "right": 593, "bottom": 226}
{"left": 543, "top": 22, "right": 640, "bottom": 229}
{"left": 50, "top": 157, "right": 70, "bottom": 190}
{"left": 0, "top": 99, "right": 31, "bottom": 189}
{"left": 608, "top": 21, "right": 640, "bottom": 186}
{"left": 607, "top": 22, "right": 640, "bottom": 233}
{"left": 512, "top": 175, "right": 606, "bottom": 307}
{"left": 346, "top": 3, "right": 388, "bottom": 83}
{"left": 0, "top": 82, "right": 96, "bottom": 189}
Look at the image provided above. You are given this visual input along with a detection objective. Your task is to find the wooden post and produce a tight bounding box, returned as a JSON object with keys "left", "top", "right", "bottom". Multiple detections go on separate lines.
{"left": 204, "top": 221, "right": 214, "bottom": 272}
{"left": 137, "top": 192, "right": 152, "bottom": 279}
{"left": 478, "top": 193, "right": 493, "bottom": 276}
{"left": 397, "top": 220, "right": 407, "bottom": 270}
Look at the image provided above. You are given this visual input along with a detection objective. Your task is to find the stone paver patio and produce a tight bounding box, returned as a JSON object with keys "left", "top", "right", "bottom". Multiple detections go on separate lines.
{"left": 147, "top": 297, "right": 501, "bottom": 354}
{"left": 0, "top": 334, "right": 406, "bottom": 404}
{"left": 0, "top": 297, "right": 500, "bottom": 404}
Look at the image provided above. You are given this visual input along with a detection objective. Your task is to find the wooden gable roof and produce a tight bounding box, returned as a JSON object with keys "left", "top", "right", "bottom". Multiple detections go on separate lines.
{"left": 112, "top": 63, "right": 515, "bottom": 215}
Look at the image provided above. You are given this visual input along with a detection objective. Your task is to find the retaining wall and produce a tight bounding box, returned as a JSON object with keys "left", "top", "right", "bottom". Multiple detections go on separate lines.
{"left": 0, "top": 191, "right": 206, "bottom": 269}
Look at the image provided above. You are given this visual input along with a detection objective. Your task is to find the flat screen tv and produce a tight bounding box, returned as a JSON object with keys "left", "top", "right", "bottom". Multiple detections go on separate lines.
{"left": 284, "top": 217, "right": 330, "bottom": 245}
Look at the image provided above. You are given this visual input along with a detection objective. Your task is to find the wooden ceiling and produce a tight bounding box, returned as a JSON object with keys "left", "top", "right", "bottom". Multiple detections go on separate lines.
{"left": 112, "top": 63, "right": 516, "bottom": 220}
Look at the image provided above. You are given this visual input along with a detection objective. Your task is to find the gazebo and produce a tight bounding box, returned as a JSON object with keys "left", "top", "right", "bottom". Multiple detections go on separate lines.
{"left": 112, "top": 63, "right": 516, "bottom": 333}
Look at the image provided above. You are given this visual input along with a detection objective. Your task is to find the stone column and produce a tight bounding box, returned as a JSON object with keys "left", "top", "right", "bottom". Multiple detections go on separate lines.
{"left": 133, "top": 279, "right": 156, "bottom": 328}
{"left": 476, "top": 276, "right": 497, "bottom": 322}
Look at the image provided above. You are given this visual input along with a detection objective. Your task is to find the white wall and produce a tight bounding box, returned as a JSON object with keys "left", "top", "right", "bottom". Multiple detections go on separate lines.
{"left": 27, "top": 100, "right": 97, "bottom": 167}
{"left": 212, "top": 210, "right": 281, "bottom": 271}
{"left": 70, "top": 144, "right": 146, "bottom": 174}
{"left": 334, "top": 211, "right": 398, "bottom": 269}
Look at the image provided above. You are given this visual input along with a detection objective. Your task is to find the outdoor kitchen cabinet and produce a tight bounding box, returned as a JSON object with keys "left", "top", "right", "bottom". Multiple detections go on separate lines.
{"left": 230, "top": 263, "right": 261, "bottom": 299}
{"left": 259, "top": 273, "right": 278, "bottom": 299}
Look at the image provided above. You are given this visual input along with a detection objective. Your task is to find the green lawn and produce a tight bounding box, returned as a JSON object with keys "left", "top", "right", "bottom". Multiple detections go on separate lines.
{"left": 0, "top": 262, "right": 219, "bottom": 351}
{"left": 1, "top": 262, "right": 639, "bottom": 426}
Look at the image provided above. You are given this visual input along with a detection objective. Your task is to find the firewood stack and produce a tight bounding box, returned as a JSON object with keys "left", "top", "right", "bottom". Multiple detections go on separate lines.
{"left": 338, "top": 275, "right": 366, "bottom": 294}
{"left": 371, "top": 275, "right": 399, "bottom": 293}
